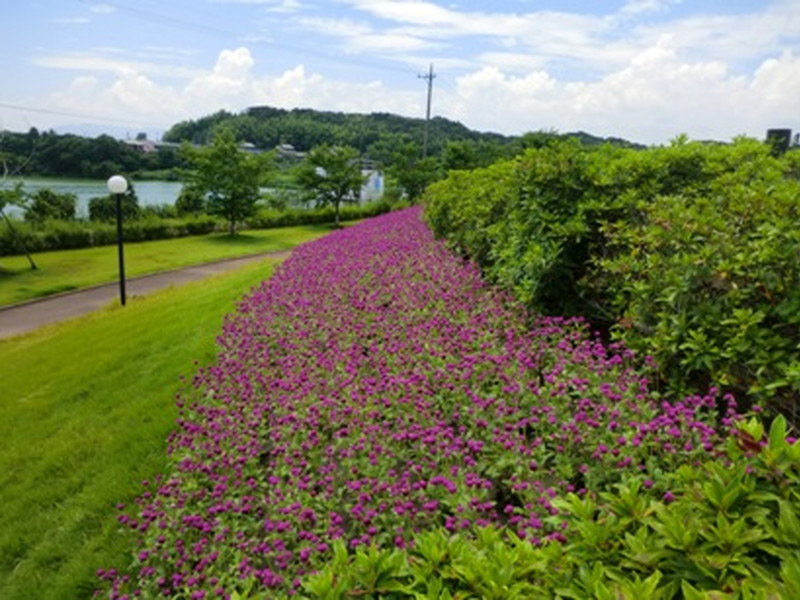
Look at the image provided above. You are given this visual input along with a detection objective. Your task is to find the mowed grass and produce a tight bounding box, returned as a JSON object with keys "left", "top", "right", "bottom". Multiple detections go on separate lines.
{"left": 0, "top": 223, "right": 336, "bottom": 307}
{"left": 0, "top": 257, "right": 283, "bottom": 600}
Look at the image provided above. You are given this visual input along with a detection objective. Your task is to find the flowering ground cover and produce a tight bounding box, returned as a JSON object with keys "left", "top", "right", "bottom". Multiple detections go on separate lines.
{"left": 103, "top": 207, "right": 751, "bottom": 598}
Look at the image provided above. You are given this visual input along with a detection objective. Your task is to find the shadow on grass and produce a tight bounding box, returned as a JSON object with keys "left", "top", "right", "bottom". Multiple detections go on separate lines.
{"left": 32, "top": 284, "right": 78, "bottom": 298}
{"left": 205, "top": 225, "right": 339, "bottom": 246}
{"left": 205, "top": 234, "right": 265, "bottom": 247}
{"left": 0, "top": 267, "right": 28, "bottom": 281}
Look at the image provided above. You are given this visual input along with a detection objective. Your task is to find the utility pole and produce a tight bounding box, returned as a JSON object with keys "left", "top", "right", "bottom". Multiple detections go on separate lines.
{"left": 418, "top": 63, "right": 436, "bottom": 157}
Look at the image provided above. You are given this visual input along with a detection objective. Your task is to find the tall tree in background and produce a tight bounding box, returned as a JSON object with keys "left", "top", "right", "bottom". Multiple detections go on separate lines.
{"left": 296, "top": 145, "right": 366, "bottom": 227}
{"left": 1, "top": 135, "right": 38, "bottom": 269}
{"left": 25, "top": 189, "right": 77, "bottom": 222}
{"left": 385, "top": 140, "right": 441, "bottom": 202}
{"left": 183, "top": 130, "right": 272, "bottom": 235}
{"left": 88, "top": 184, "right": 140, "bottom": 222}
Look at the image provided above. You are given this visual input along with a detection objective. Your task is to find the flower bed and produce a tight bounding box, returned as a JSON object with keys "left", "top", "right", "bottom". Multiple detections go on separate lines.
{"left": 102, "top": 207, "right": 737, "bottom": 598}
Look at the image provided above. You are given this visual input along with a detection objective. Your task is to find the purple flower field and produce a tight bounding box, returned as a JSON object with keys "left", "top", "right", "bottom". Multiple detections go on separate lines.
{"left": 102, "top": 207, "right": 736, "bottom": 598}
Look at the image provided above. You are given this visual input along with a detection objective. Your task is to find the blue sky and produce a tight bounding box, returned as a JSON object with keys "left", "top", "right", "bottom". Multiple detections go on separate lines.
{"left": 1, "top": 0, "right": 799, "bottom": 144}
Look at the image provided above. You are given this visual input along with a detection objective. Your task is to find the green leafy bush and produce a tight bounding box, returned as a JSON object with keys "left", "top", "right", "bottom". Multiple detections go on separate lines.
{"left": 298, "top": 416, "right": 800, "bottom": 600}
{"left": 141, "top": 203, "right": 178, "bottom": 219}
{"left": 424, "top": 137, "right": 800, "bottom": 413}
{"left": 593, "top": 159, "right": 800, "bottom": 407}
{"left": 0, "top": 216, "right": 220, "bottom": 255}
{"left": 245, "top": 199, "right": 397, "bottom": 229}
{"left": 174, "top": 183, "right": 207, "bottom": 216}
{"left": 23, "top": 188, "right": 77, "bottom": 222}
{"left": 0, "top": 200, "right": 398, "bottom": 255}
{"left": 88, "top": 187, "right": 141, "bottom": 221}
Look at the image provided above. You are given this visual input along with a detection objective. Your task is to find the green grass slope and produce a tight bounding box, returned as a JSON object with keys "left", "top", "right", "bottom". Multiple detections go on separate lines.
{"left": 0, "top": 257, "right": 282, "bottom": 599}
{"left": 0, "top": 223, "right": 334, "bottom": 307}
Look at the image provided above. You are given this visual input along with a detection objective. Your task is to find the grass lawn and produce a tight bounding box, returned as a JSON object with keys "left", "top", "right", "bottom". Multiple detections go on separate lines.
{"left": 0, "top": 223, "right": 335, "bottom": 307}
{"left": 0, "top": 257, "right": 283, "bottom": 600}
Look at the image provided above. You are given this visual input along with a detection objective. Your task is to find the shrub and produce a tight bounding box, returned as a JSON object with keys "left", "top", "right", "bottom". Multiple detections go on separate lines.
{"left": 0, "top": 200, "right": 397, "bottom": 256}
{"left": 424, "top": 137, "right": 800, "bottom": 414}
{"left": 141, "top": 203, "right": 178, "bottom": 219}
{"left": 89, "top": 187, "right": 141, "bottom": 221}
{"left": 0, "top": 215, "right": 222, "bottom": 255}
{"left": 302, "top": 416, "right": 800, "bottom": 599}
{"left": 245, "top": 199, "right": 396, "bottom": 230}
{"left": 23, "top": 188, "right": 77, "bottom": 222}
{"left": 174, "top": 184, "right": 207, "bottom": 216}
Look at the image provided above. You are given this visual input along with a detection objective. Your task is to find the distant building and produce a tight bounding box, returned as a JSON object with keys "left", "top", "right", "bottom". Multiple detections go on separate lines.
{"left": 239, "top": 141, "right": 262, "bottom": 154}
{"left": 360, "top": 169, "right": 384, "bottom": 203}
{"left": 275, "top": 143, "right": 306, "bottom": 160}
{"left": 124, "top": 135, "right": 180, "bottom": 154}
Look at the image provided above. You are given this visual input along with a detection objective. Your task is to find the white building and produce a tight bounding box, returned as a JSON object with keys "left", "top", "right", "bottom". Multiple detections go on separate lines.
{"left": 360, "top": 169, "right": 384, "bottom": 203}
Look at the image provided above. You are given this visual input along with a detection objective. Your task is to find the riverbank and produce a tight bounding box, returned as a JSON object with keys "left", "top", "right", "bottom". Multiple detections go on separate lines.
{"left": 2, "top": 176, "right": 184, "bottom": 218}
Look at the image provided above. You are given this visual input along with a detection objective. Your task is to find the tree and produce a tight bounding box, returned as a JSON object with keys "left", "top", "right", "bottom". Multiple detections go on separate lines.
{"left": 24, "top": 188, "right": 77, "bottom": 222}
{"left": 89, "top": 184, "right": 140, "bottom": 221}
{"left": 442, "top": 140, "right": 479, "bottom": 172}
{"left": 182, "top": 130, "right": 271, "bottom": 235}
{"left": 384, "top": 140, "right": 441, "bottom": 202}
{"left": 1, "top": 134, "right": 37, "bottom": 269}
{"left": 296, "top": 145, "right": 366, "bottom": 227}
{"left": 174, "top": 184, "right": 207, "bottom": 216}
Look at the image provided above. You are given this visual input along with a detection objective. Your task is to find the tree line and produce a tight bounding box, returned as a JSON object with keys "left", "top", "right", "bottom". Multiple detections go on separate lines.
{"left": 0, "top": 105, "right": 641, "bottom": 182}
{"left": 0, "top": 128, "right": 182, "bottom": 179}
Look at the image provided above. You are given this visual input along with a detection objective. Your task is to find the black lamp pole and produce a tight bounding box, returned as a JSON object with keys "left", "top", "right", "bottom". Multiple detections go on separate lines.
{"left": 115, "top": 192, "right": 126, "bottom": 306}
{"left": 108, "top": 175, "right": 128, "bottom": 306}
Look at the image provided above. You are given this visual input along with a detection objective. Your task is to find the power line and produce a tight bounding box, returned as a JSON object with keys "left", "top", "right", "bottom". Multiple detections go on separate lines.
{"left": 75, "top": 0, "right": 418, "bottom": 77}
{"left": 0, "top": 101, "right": 172, "bottom": 129}
{"left": 418, "top": 63, "right": 436, "bottom": 157}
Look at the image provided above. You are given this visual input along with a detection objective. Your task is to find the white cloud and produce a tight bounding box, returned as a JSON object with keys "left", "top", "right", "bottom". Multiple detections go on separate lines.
{"left": 39, "top": 48, "right": 421, "bottom": 131}
{"left": 52, "top": 17, "right": 91, "bottom": 25}
{"left": 442, "top": 42, "right": 798, "bottom": 144}
{"left": 619, "top": 0, "right": 681, "bottom": 18}
{"left": 25, "top": 34, "right": 800, "bottom": 145}
{"left": 207, "top": 0, "right": 303, "bottom": 6}
{"left": 476, "top": 51, "right": 548, "bottom": 72}
{"left": 298, "top": 16, "right": 441, "bottom": 56}
{"left": 32, "top": 53, "right": 203, "bottom": 79}
{"left": 346, "top": 0, "right": 457, "bottom": 26}
{"left": 88, "top": 4, "right": 116, "bottom": 14}
{"left": 266, "top": 0, "right": 304, "bottom": 13}
{"left": 298, "top": 17, "right": 371, "bottom": 38}
{"left": 332, "top": 0, "right": 800, "bottom": 78}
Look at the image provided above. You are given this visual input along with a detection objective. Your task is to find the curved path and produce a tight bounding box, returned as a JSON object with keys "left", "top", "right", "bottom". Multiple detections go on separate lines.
{"left": 0, "top": 250, "right": 290, "bottom": 339}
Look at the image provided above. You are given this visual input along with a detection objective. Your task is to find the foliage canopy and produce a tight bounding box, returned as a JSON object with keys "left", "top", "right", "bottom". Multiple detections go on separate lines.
{"left": 295, "top": 145, "right": 365, "bottom": 226}
{"left": 182, "top": 130, "right": 272, "bottom": 234}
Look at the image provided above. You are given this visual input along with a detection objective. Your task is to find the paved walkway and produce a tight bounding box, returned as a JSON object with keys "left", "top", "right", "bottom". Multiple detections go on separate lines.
{"left": 0, "top": 250, "right": 290, "bottom": 339}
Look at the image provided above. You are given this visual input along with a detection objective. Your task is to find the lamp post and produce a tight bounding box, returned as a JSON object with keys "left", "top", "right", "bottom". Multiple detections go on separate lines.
{"left": 107, "top": 175, "right": 128, "bottom": 306}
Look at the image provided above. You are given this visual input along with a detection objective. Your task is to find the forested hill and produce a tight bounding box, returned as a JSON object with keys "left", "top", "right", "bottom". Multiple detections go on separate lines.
{"left": 0, "top": 108, "right": 642, "bottom": 180}
{"left": 163, "top": 107, "right": 509, "bottom": 155}
{"left": 162, "top": 106, "right": 643, "bottom": 155}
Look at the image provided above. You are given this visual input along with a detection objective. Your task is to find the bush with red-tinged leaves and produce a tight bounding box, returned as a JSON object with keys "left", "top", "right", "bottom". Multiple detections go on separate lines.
{"left": 101, "top": 207, "right": 737, "bottom": 599}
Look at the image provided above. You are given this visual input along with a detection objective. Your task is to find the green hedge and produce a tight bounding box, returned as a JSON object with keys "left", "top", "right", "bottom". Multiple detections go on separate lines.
{"left": 244, "top": 199, "right": 398, "bottom": 229}
{"left": 0, "top": 216, "right": 221, "bottom": 255}
{"left": 0, "top": 200, "right": 398, "bottom": 256}
{"left": 424, "top": 138, "right": 800, "bottom": 412}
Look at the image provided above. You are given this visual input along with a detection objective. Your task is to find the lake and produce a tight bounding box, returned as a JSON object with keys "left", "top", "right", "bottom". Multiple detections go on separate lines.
{"left": 3, "top": 177, "right": 184, "bottom": 218}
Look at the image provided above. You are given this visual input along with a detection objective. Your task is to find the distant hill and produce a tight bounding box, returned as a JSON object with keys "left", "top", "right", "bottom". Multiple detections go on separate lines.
{"left": 162, "top": 106, "right": 643, "bottom": 156}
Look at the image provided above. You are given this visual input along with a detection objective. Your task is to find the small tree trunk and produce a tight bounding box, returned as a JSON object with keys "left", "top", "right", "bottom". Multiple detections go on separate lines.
{"left": 335, "top": 199, "right": 340, "bottom": 228}
{"left": 229, "top": 217, "right": 235, "bottom": 236}
{"left": 2, "top": 209, "right": 37, "bottom": 270}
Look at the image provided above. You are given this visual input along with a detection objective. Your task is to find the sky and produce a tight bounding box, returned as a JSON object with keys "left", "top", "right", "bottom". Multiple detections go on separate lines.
{"left": 0, "top": 0, "right": 799, "bottom": 145}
